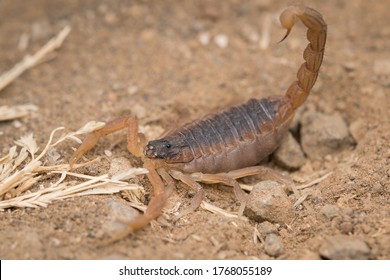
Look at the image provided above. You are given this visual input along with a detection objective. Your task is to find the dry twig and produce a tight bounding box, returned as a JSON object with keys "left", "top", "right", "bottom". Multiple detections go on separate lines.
{"left": 0, "top": 121, "right": 147, "bottom": 211}
{"left": 0, "top": 104, "right": 38, "bottom": 122}
{"left": 296, "top": 172, "right": 332, "bottom": 190}
{"left": 200, "top": 201, "right": 248, "bottom": 221}
{"left": 0, "top": 25, "right": 71, "bottom": 92}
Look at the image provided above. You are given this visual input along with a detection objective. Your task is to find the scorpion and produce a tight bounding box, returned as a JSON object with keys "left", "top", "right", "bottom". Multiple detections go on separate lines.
{"left": 70, "top": 5, "right": 327, "bottom": 240}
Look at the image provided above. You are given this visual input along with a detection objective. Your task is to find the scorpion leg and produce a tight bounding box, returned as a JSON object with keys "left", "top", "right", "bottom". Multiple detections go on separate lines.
{"left": 169, "top": 170, "right": 205, "bottom": 221}
{"left": 109, "top": 122, "right": 170, "bottom": 239}
{"left": 189, "top": 167, "right": 294, "bottom": 216}
{"left": 189, "top": 172, "right": 248, "bottom": 215}
{"left": 126, "top": 115, "right": 144, "bottom": 157}
{"left": 157, "top": 168, "right": 175, "bottom": 198}
{"left": 112, "top": 162, "right": 167, "bottom": 237}
{"left": 71, "top": 115, "right": 171, "bottom": 240}
{"left": 190, "top": 173, "right": 247, "bottom": 203}
{"left": 70, "top": 115, "right": 142, "bottom": 166}
{"left": 106, "top": 163, "right": 178, "bottom": 244}
{"left": 226, "top": 166, "right": 293, "bottom": 186}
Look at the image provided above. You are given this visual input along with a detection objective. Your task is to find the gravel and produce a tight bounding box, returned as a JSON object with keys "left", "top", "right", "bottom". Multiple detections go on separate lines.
{"left": 273, "top": 132, "right": 306, "bottom": 170}
{"left": 101, "top": 199, "right": 140, "bottom": 239}
{"left": 319, "top": 235, "right": 371, "bottom": 260}
{"left": 264, "top": 233, "right": 284, "bottom": 257}
{"left": 319, "top": 204, "right": 340, "bottom": 220}
{"left": 244, "top": 180, "right": 292, "bottom": 224}
{"left": 301, "top": 111, "right": 353, "bottom": 159}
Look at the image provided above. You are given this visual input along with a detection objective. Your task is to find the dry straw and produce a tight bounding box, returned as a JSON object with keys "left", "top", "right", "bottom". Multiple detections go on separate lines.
{"left": 0, "top": 121, "right": 148, "bottom": 211}
{"left": 0, "top": 26, "right": 71, "bottom": 122}
{"left": 0, "top": 26, "right": 71, "bottom": 92}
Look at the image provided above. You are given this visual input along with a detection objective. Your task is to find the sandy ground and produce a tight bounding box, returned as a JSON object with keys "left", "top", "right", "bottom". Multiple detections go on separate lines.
{"left": 0, "top": 0, "right": 389, "bottom": 259}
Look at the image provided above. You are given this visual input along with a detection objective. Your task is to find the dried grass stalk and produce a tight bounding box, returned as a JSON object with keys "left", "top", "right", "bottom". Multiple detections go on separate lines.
{"left": 296, "top": 172, "right": 332, "bottom": 190}
{"left": 0, "top": 104, "right": 38, "bottom": 121}
{"left": 0, "top": 122, "right": 148, "bottom": 211}
{"left": 259, "top": 13, "right": 272, "bottom": 50}
{"left": 200, "top": 201, "right": 248, "bottom": 221}
{"left": 0, "top": 26, "right": 71, "bottom": 92}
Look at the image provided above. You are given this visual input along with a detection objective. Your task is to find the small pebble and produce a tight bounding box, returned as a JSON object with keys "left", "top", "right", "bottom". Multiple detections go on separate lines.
{"left": 273, "top": 132, "right": 306, "bottom": 170}
{"left": 257, "top": 221, "right": 278, "bottom": 237}
{"left": 264, "top": 233, "right": 284, "bottom": 257}
{"left": 320, "top": 204, "right": 340, "bottom": 220}
{"left": 348, "top": 118, "right": 365, "bottom": 142}
{"left": 319, "top": 235, "right": 371, "bottom": 260}
{"left": 214, "top": 34, "right": 229, "bottom": 48}
{"left": 101, "top": 199, "right": 139, "bottom": 238}
{"left": 342, "top": 207, "right": 354, "bottom": 217}
{"left": 342, "top": 62, "right": 357, "bottom": 72}
{"left": 244, "top": 181, "right": 292, "bottom": 224}
{"left": 360, "top": 223, "right": 371, "bottom": 234}
{"left": 301, "top": 111, "right": 353, "bottom": 160}
{"left": 339, "top": 221, "right": 354, "bottom": 234}
{"left": 12, "top": 120, "right": 22, "bottom": 128}
{"left": 198, "top": 32, "right": 211, "bottom": 45}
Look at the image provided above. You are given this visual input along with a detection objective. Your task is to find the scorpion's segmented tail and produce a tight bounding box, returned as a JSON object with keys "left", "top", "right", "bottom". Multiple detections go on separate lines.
{"left": 280, "top": 6, "right": 327, "bottom": 110}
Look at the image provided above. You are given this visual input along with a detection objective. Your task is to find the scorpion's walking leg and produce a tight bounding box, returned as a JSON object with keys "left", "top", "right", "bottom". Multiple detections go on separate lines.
{"left": 111, "top": 120, "right": 169, "bottom": 238}
{"left": 107, "top": 165, "right": 175, "bottom": 243}
{"left": 226, "top": 166, "right": 293, "bottom": 186}
{"left": 158, "top": 168, "right": 175, "bottom": 198}
{"left": 70, "top": 115, "right": 171, "bottom": 240}
{"left": 189, "top": 168, "right": 293, "bottom": 216}
{"left": 70, "top": 116, "right": 143, "bottom": 166}
{"left": 190, "top": 172, "right": 248, "bottom": 215}
{"left": 169, "top": 170, "right": 205, "bottom": 221}
{"left": 115, "top": 162, "right": 166, "bottom": 234}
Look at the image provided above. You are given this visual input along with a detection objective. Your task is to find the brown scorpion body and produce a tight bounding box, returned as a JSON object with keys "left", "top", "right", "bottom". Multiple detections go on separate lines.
{"left": 70, "top": 5, "right": 327, "bottom": 240}
{"left": 146, "top": 97, "right": 293, "bottom": 174}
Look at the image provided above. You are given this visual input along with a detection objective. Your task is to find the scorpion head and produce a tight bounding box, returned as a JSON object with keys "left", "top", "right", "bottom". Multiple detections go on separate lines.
{"left": 144, "top": 136, "right": 194, "bottom": 164}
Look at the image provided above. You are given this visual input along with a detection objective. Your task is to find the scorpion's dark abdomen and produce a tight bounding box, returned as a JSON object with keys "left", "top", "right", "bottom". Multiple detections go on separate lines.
{"left": 167, "top": 97, "right": 293, "bottom": 173}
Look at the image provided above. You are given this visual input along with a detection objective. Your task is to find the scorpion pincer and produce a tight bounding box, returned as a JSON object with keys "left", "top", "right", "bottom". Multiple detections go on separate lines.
{"left": 70, "top": 5, "right": 327, "bottom": 240}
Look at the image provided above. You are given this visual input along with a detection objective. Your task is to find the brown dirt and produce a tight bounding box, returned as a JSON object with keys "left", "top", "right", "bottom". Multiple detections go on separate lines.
{"left": 0, "top": 0, "right": 389, "bottom": 259}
